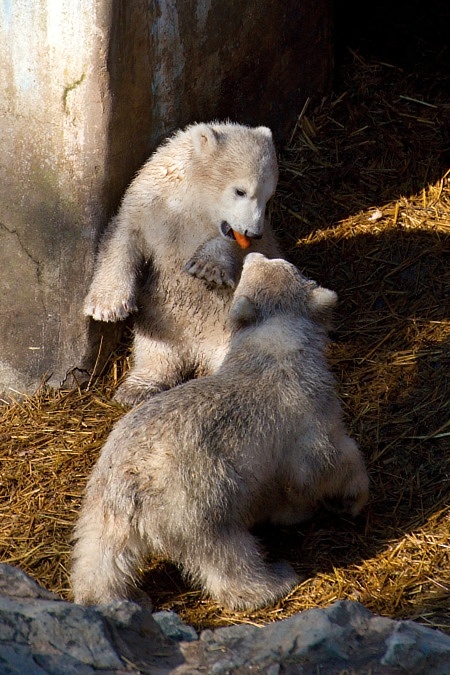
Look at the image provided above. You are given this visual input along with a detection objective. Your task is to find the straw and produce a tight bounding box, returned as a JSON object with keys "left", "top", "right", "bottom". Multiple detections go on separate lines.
{"left": 1, "top": 50, "right": 449, "bottom": 632}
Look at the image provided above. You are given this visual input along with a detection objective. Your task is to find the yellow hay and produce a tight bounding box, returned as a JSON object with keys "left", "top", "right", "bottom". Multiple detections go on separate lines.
{"left": 1, "top": 51, "right": 449, "bottom": 632}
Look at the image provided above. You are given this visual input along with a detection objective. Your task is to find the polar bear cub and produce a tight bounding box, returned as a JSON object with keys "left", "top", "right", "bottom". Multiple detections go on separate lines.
{"left": 72, "top": 253, "right": 369, "bottom": 611}
{"left": 84, "top": 121, "right": 282, "bottom": 406}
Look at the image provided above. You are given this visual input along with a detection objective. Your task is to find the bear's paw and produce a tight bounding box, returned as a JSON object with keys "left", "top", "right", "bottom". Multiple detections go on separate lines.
{"left": 84, "top": 291, "right": 138, "bottom": 322}
{"left": 184, "top": 257, "right": 236, "bottom": 289}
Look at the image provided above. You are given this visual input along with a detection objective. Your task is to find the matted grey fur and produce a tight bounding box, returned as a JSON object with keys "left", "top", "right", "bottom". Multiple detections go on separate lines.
{"left": 84, "top": 122, "right": 281, "bottom": 406}
{"left": 72, "top": 253, "right": 369, "bottom": 611}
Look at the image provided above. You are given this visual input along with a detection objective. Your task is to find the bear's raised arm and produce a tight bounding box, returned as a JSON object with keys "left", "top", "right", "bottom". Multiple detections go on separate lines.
{"left": 84, "top": 214, "right": 145, "bottom": 322}
{"left": 184, "top": 236, "right": 242, "bottom": 288}
{"left": 184, "top": 224, "right": 284, "bottom": 289}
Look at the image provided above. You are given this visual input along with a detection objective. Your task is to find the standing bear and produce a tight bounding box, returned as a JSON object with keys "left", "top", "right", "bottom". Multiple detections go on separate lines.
{"left": 84, "top": 121, "right": 282, "bottom": 405}
{"left": 72, "top": 253, "right": 369, "bottom": 611}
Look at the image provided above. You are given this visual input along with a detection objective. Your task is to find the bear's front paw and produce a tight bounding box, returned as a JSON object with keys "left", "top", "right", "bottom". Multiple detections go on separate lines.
{"left": 84, "top": 292, "right": 138, "bottom": 322}
{"left": 184, "top": 257, "right": 236, "bottom": 288}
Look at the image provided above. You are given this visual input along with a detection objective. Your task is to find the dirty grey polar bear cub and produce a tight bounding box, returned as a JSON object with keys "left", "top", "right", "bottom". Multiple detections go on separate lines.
{"left": 84, "top": 121, "right": 281, "bottom": 406}
{"left": 72, "top": 253, "right": 369, "bottom": 611}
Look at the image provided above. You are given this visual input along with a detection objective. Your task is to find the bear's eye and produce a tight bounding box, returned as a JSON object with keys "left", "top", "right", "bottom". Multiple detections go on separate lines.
{"left": 235, "top": 188, "right": 247, "bottom": 197}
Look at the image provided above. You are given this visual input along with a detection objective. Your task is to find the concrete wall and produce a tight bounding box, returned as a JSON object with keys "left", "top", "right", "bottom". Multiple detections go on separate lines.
{"left": 0, "top": 0, "right": 113, "bottom": 398}
{"left": 0, "top": 0, "right": 333, "bottom": 399}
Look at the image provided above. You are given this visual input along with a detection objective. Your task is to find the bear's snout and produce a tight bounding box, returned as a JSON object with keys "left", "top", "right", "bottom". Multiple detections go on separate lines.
{"left": 244, "top": 229, "right": 263, "bottom": 240}
{"left": 220, "top": 221, "right": 263, "bottom": 242}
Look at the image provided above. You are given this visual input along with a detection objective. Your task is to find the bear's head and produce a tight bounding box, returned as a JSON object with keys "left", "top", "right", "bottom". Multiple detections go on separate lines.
{"left": 228, "top": 252, "right": 338, "bottom": 333}
{"left": 189, "top": 122, "right": 278, "bottom": 245}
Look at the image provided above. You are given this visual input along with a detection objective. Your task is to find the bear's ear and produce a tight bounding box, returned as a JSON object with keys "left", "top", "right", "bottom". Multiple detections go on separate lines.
{"left": 190, "top": 124, "right": 219, "bottom": 156}
{"left": 308, "top": 286, "right": 338, "bottom": 329}
{"left": 255, "top": 126, "right": 273, "bottom": 140}
{"left": 228, "top": 295, "right": 258, "bottom": 330}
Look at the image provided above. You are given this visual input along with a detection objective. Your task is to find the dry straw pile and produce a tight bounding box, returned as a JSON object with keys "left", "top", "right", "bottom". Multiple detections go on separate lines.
{"left": 1, "top": 51, "right": 449, "bottom": 632}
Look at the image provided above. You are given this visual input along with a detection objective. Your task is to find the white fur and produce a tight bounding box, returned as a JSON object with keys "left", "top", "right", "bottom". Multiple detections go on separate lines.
{"left": 84, "top": 122, "right": 281, "bottom": 405}
{"left": 72, "top": 254, "right": 369, "bottom": 611}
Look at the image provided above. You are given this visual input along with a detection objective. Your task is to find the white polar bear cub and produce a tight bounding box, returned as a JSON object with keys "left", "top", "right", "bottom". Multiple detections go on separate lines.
{"left": 72, "top": 253, "right": 369, "bottom": 611}
{"left": 84, "top": 121, "right": 282, "bottom": 405}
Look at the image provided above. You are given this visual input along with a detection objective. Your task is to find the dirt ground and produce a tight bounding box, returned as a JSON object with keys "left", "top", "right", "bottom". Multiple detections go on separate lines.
{"left": 1, "top": 0, "right": 449, "bottom": 633}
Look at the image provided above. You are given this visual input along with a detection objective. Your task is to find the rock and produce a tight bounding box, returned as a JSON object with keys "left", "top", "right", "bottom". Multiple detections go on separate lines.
{"left": 1, "top": 564, "right": 450, "bottom": 674}
{"left": 0, "top": 564, "right": 58, "bottom": 601}
{"left": 152, "top": 611, "right": 198, "bottom": 643}
{"left": 178, "top": 600, "right": 450, "bottom": 673}
{"left": 0, "top": 564, "right": 182, "bottom": 674}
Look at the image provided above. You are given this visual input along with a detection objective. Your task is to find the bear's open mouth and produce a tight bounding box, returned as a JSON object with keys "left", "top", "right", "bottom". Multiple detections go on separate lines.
{"left": 220, "top": 221, "right": 237, "bottom": 241}
{"left": 220, "top": 221, "right": 252, "bottom": 249}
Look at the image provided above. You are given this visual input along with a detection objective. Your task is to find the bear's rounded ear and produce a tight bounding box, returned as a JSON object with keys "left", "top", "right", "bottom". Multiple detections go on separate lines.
{"left": 308, "top": 287, "right": 338, "bottom": 329}
{"left": 310, "top": 287, "right": 338, "bottom": 309}
{"left": 229, "top": 295, "right": 258, "bottom": 330}
{"left": 255, "top": 126, "right": 273, "bottom": 140}
{"left": 190, "top": 124, "right": 219, "bottom": 156}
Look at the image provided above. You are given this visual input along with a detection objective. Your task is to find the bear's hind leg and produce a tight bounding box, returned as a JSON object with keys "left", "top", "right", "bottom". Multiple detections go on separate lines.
{"left": 115, "top": 336, "right": 195, "bottom": 406}
{"left": 186, "top": 529, "right": 300, "bottom": 611}
{"left": 71, "top": 498, "right": 148, "bottom": 606}
{"left": 322, "top": 432, "right": 369, "bottom": 518}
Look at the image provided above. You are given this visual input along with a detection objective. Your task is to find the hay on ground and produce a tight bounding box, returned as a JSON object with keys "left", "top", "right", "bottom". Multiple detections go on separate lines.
{"left": 0, "top": 51, "right": 449, "bottom": 632}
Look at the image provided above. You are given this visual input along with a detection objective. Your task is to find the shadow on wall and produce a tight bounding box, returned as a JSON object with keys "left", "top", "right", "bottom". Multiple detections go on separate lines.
{"left": 0, "top": 149, "right": 96, "bottom": 396}
{"left": 101, "top": 0, "right": 334, "bottom": 236}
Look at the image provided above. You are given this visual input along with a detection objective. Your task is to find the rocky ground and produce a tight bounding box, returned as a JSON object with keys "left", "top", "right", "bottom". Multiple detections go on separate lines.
{"left": 2, "top": 564, "right": 450, "bottom": 674}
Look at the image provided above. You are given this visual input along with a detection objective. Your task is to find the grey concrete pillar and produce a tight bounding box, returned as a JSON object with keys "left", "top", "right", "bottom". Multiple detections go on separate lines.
{"left": 0, "top": 0, "right": 333, "bottom": 399}
{"left": 0, "top": 1, "right": 113, "bottom": 399}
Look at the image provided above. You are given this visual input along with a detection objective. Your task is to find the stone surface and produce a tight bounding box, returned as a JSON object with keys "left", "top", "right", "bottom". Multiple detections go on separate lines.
{"left": 0, "top": 0, "right": 333, "bottom": 399}
{"left": 1, "top": 564, "right": 450, "bottom": 674}
{"left": 0, "top": 1, "right": 112, "bottom": 399}
{"left": 152, "top": 611, "right": 198, "bottom": 644}
{"left": 0, "top": 564, "right": 182, "bottom": 674}
{"left": 177, "top": 601, "right": 450, "bottom": 673}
